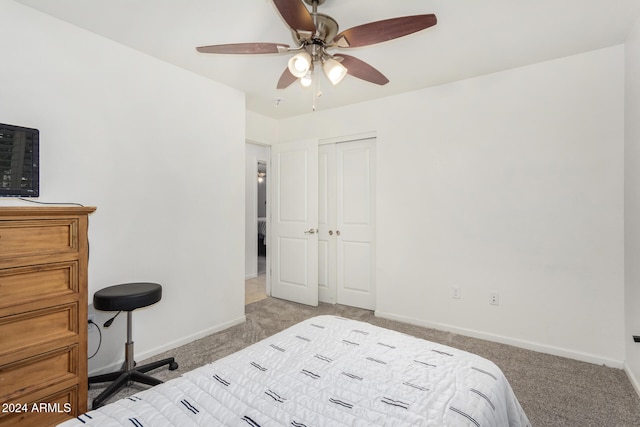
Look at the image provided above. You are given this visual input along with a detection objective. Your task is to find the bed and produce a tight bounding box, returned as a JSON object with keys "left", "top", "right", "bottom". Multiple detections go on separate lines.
{"left": 257, "top": 217, "right": 267, "bottom": 238}
{"left": 59, "top": 315, "right": 530, "bottom": 426}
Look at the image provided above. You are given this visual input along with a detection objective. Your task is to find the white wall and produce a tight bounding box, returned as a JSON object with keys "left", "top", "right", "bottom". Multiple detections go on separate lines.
{"left": 245, "top": 143, "right": 270, "bottom": 279}
{"left": 246, "top": 111, "right": 278, "bottom": 145}
{"left": 625, "top": 16, "right": 640, "bottom": 393}
{"left": 0, "top": 0, "right": 246, "bottom": 374}
{"left": 271, "top": 46, "right": 625, "bottom": 366}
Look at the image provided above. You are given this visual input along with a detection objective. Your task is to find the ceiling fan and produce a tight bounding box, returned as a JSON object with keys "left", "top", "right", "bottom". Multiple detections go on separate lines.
{"left": 196, "top": 0, "right": 437, "bottom": 90}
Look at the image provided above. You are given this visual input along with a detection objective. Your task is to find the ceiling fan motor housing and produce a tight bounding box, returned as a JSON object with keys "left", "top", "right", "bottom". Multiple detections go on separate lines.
{"left": 291, "top": 13, "right": 339, "bottom": 48}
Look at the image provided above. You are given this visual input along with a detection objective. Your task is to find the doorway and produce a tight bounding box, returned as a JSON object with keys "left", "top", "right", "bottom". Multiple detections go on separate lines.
{"left": 256, "top": 160, "right": 267, "bottom": 276}
{"left": 245, "top": 143, "right": 270, "bottom": 305}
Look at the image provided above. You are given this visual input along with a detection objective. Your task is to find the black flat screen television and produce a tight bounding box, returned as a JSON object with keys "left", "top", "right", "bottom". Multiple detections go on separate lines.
{"left": 0, "top": 123, "right": 39, "bottom": 197}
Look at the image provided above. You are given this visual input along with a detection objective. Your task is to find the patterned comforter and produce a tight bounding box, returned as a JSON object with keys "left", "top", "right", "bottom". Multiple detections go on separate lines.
{"left": 59, "top": 315, "right": 530, "bottom": 426}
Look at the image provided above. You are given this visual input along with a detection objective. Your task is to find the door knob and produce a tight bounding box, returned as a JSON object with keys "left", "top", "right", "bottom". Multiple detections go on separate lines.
{"left": 304, "top": 228, "right": 317, "bottom": 234}
{"left": 336, "top": 230, "right": 341, "bottom": 236}
{"left": 329, "top": 230, "right": 333, "bottom": 235}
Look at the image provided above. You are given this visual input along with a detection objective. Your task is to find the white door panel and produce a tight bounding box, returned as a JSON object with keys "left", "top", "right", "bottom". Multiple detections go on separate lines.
{"left": 271, "top": 139, "right": 319, "bottom": 306}
{"left": 341, "top": 241, "right": 372, "bottom": 292}
{"left": 278, "top": 237, "right": 309, "bottom": 284}
{"left": 336, "top": 140, "right": 376, "bottom": 310}
{"left": 341, "top": 148, "right": 371, "bottom": 224}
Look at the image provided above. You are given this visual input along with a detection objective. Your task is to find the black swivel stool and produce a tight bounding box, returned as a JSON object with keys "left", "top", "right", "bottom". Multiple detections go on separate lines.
{"left": 88, "top": 282, "right": 178, "bottom": 409}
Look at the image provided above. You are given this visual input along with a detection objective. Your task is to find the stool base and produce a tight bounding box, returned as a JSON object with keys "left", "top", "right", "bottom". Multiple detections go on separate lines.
{"left": 89, "top": 357, "right": 178, "bottom": 409}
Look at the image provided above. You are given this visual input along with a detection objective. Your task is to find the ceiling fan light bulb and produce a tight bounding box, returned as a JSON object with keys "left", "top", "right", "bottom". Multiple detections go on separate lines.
{"left": 323, "top": 58, "right": 348, "bottom": 85}
{"left": 288, "top": 52, "right": 311, "bottom": 78}
{"left": 300, "top": 71, "right": 313, "bottom": 87}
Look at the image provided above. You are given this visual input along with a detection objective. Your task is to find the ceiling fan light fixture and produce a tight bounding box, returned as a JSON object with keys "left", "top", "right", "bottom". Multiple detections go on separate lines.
{"left": 288, "top": 52, "right": 312, "bottom": 78}
{"left": 300, "top": 70, "right": 313, "bottom": 87}
{"left": 322, "top": 57, "right": 348, "bottom": 86}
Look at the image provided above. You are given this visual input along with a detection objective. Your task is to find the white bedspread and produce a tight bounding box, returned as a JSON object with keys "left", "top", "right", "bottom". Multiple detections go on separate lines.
{"left": 60, "top": 316, "right": 530, "bottom": 426}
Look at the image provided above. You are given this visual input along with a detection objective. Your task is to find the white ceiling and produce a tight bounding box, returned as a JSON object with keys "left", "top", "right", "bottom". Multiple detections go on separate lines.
{"left": 15, "top": 0, "right": 640, "bottom": 119}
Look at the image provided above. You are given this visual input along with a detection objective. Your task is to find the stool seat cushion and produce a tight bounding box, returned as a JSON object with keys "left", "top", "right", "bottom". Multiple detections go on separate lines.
{"left": 94, "top": 282, "right": 162, "bottom": 312}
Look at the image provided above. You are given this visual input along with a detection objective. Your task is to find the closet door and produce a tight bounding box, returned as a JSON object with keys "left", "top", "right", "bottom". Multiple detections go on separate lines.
{"left": 318, "top": 144, "right": 337, "bottom": 304}
{"left": 270, "top": 139, "right": 319, "bottom": 306}
{"left": 336, "top": 139, "right": 376, "bottom": 310}
{"left": 317, "top": 139, "right": 376, "bottom": 309}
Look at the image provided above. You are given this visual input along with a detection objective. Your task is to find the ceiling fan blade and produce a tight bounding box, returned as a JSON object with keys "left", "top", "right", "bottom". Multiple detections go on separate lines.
{"left": 337, "top": 54, "right": 389, "bottom": 85}
{"left": 277, "top": 67, "right": 298, "bottom": 89}
{"left": 196, "top": 43, "right": 289, "bottom": 54}
{"left": 334, "top": 14, "right": 437, "bottom": 48}
{"left": 272, "top": 0, "right": 316, "bottom": 35}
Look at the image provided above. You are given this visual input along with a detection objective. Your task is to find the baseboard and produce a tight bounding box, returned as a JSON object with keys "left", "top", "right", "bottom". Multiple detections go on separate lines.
{"left": 625, "top": 362, "right": 640, "bottom": 398}
{"left": 374, "top": 310, "right": 624, "bottom": 369}
{"left": 88, "top": 315, "right": 246, "bottom": 376}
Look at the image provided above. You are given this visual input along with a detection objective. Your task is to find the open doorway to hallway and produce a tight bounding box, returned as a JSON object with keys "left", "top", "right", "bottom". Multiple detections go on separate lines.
{"left": 245, "top": 144, "right": 269, "bottom": 305}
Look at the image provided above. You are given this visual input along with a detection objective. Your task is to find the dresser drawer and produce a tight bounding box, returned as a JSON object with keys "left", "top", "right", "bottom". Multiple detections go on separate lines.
{"left": 0, "top": 219, "right": 78, "bottom": 258}
{"left": 0, "top": 262, "right": 78, "bottom": 312}
{"left": 0, "top": 345, "right": 78, "bottom": 400}
{"left": 0, "top": 304, "right": 78, "bottom": 365}
{"left": 0, "top": 385, "right": 78, "bottom": 427}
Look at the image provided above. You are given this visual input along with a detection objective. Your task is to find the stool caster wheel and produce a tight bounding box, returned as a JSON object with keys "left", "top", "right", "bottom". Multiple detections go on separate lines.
{"left": 169, "top": 362, "right": 179, "bottom": 371}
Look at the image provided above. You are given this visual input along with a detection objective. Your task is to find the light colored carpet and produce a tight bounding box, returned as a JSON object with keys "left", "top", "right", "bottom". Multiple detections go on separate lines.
{"left": 89, "top": 297, "right": 640, "bottom": 426}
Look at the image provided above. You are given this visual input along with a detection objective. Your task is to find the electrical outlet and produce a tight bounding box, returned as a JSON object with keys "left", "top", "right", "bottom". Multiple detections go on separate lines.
{"left": 452, "top": 287, "right": 461, "bottom": 299}
{"left": 489, "top": 292, "right": 499, "bottom": 306}
{"left": 88, "top": 314, "right": 96, "bottom": 331}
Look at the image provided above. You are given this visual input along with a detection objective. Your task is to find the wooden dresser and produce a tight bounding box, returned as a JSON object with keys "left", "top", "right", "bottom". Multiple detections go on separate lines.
{"left": 0, "top": 206, "right": 95, "bottom": 427}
